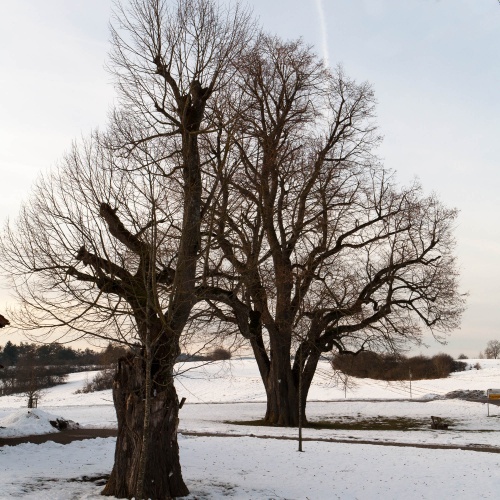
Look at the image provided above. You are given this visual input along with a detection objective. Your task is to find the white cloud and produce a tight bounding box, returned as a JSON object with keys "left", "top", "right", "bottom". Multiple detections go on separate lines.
{"left": 315, "top": 0, "right": 330, "bottom": 66}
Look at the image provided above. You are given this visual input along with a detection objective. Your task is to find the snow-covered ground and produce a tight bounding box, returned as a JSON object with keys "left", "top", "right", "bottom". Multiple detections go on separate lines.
{"left": 1, "top": 358, "right": 500, "bottom": 498}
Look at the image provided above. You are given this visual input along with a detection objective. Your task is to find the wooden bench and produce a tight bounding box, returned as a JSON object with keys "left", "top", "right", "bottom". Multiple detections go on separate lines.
{"left": 430, "top": 416, "right": 448, "bottom": 430}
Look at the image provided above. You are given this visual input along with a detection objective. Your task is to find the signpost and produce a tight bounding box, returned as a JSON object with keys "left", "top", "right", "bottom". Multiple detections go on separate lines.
{"left": 486, "top": 389, "right": 500, "bottom": 416}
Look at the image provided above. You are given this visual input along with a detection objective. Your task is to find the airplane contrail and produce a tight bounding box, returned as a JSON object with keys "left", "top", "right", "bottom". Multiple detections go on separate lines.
{"left": 315, "top": 0, "right": 330, "bottom": 66}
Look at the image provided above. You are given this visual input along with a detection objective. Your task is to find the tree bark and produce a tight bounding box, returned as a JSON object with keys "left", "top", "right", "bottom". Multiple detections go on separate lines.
{"left": 262, "top": 339, "right": 300, "bottom": 426}
{"left": 102, "top": 354, "right": 188, "bottom": 499}
{"left": 251, "top": 334, "right": 321, "bottom": 428}
{"left": 264, "top": 370, "right": 299, "bottom": 426}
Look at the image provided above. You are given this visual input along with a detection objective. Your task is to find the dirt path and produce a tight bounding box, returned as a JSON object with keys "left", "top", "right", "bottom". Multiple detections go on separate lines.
{"left": 2, "top": 425, "right": 499, "bottom": 455}
{"left": 0, "top": 428, "right": 117, "bottom": 447}
{"left": 179, "top": 430, "right": 500, "bottom": 455}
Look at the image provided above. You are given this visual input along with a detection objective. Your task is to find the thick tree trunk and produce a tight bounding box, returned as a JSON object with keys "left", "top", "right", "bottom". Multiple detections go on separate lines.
{"left": 264, "top": 374, "right": 299, "bottom": 426}
{"left": 263, "top": 343, "right": 300, "bottom": 426}
{"left": 102, "top": 354, "right": 189, "bottom": 499}
{"left": 258, "top": 341, "right": 320, "bottom": 427}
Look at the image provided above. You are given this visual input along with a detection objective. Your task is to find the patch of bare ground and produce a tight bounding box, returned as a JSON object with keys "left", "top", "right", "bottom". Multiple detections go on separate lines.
{"left": 181, "top": 430, "right": 500, "bottom": 454}
{"left": 0, "top": 428, "right": 117, "bottom": 447}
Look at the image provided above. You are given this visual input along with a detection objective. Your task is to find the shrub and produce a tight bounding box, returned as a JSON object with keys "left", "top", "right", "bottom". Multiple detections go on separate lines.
{"left": 452, "top": 360, "right": 467, "bottom": 372}
{"left": 207, "top": 347, "right": 232, "bottom": 361}
{"left": 331, "top": 351, "right": 462, "bottom": 380}
{"left": 432, "top": 353, "right": 454, "bottom": 378}
{"left": 76, "top": 368, "right": 115, "bottom": 393}
{"left": 176, "top": 352, "right": 208, "bottom": 362}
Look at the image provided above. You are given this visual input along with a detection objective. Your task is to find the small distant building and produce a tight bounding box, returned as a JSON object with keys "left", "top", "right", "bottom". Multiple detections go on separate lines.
{"left": 0, "top": 314, "right": 9, "bottom": 328}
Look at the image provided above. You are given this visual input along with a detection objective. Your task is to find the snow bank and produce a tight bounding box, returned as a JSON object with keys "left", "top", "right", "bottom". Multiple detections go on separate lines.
{"left": 0, "top": 409, "right": 68, "bottom": 438}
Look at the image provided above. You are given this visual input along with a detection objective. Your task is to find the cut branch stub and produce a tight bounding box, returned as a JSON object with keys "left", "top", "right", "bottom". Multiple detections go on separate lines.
{"left": 100, "top": 203, "right": 148, "bottom": 254}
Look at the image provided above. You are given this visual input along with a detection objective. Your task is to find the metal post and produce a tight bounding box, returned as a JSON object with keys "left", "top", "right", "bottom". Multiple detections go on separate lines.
{"left": 409, "top": 369, "right": 412, "bottom": 399}
{"left": 298, "top": 348, "right": 303, "bottom": 452}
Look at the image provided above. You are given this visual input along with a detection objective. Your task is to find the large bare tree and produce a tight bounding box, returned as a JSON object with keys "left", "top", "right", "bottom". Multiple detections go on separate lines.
{"left": 0, "top": 0, "right": 252, "bottom": 497}
{"left": 1, "top": 136, "right": 193, "bottom": 495}
{"left": 198, "top": 36, "right": 465, "bottom": 426}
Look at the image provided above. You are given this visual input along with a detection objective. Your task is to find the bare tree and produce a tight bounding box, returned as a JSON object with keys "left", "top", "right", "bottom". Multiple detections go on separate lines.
{"left": 331, "top": 368, "right": 358, "bottom": 399}
{"left": 484, "top": 340, "right": 500, "bottom": 359}
{"left": 16, "top": 347, "right": 45, "bottom": 408}
{"left": 0, "top": 1, "right": 253, "bottom": 497}
{"left": 198, "top": 35, "right": 465, "bottom": 426}
{"left": 1, "top": 135, "right": 187, "bottom": 489}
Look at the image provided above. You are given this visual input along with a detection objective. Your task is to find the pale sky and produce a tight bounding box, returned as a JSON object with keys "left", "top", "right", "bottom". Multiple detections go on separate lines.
{"left": 0, "top": 0, "right": 499, "bottom": 357}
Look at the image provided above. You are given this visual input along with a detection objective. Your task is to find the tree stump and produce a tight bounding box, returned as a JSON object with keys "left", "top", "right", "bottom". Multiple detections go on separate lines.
{"left": 430, "top": 416, "right": 449, "bottom": 430}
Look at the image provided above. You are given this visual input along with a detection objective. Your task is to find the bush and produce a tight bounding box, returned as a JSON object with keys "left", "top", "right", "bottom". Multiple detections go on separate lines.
{"left": 331, "top": 351, "right": 463, "bottom": 381}
{"left": 175, "top": 348, "right": 232, "bottom": 362}
{"left": 76, "top": 368, "right": 115, "bottom": 393}
{"left": 452, "top": 360, "right": 467, "bottom": 372}
{"left": 207, "top": 347, "right": 232, "bottom": 361}
{"left": 176, "top": 353, "right": 207, "bottom": 362}
{"left": 432, "top": 353, "right": 454, "bottom": 378}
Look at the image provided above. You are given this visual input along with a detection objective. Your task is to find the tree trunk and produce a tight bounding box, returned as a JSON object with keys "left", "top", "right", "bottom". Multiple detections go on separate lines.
{"left": 102, "top": 354, "right": 189, "bottom": 499}
{"left": 299, "top": 349, "right": 320, "bottom": 419}
{"left": 263, "top": 344, "right": 300, "bottom": 426}
{"left": 257, "top": 340, "right": 320, "bottom": 427}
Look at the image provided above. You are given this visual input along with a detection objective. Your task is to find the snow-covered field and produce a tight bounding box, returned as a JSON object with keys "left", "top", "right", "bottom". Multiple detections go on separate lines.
{"left": 1, "top": 358, "right": 500, "bottom": 498}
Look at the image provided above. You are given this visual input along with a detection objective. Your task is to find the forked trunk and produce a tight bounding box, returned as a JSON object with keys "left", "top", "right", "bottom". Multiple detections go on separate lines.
{"left": 258, "top": 342, "right": 319, "bottom": 427}
{"left": 102, "top": 354, "right": 189, "bottom": 499}
{"left": 263, "top": 346, "right": 301, "bottom": 426}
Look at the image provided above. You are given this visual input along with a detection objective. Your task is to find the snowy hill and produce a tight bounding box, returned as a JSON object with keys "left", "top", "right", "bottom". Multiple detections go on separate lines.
{"left": 1, "top": 358, "right": 500, "bottom": 498}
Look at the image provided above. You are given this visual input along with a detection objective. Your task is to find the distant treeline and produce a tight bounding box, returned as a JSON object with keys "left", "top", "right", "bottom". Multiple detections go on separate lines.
{"left": 0, "top": 341, "right": 129, "bottom": 368}
{"left": 332, "top": 352, "right": 467, "bottom": 380}
{"left": 0, "top": 341, "right": 130, "bottom": 397}
{"left": 0, "top": 341, "right": 231, "bottom": 369}
{"left": 0, "top": 341, "right": 231, "bottom": 397}
{"left": 177, "top": 347, "right": 232, "bottom": 362}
